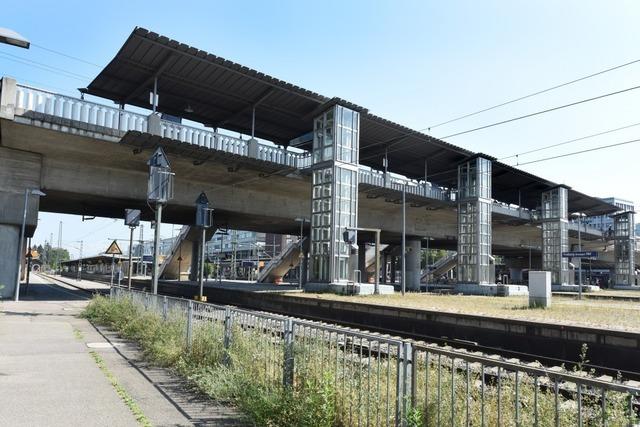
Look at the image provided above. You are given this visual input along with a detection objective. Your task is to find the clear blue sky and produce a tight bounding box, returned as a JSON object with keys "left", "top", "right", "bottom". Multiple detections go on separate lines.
{"left": 3, "top": 1, "right": 640, "bottom": 258}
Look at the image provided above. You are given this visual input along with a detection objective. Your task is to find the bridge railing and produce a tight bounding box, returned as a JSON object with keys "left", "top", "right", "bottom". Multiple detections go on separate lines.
{"left": 358, "top": 167, "right": 450, "bottom": 201}
{"left": 13, "top": 83, "right": 312, "bottom": 169}
{"left": 111, "top": 286, "right": 640, "bottom": 426}
{"left": 15, "top": 84, "right": 148, "bottom": 132}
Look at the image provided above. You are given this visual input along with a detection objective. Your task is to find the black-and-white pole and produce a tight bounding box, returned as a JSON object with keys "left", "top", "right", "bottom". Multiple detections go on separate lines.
{"left": 199, "top": 226, "right": 206, "bottom": 298}
{"left": 152, "top": 205, "right": 162, "bottom": 294}
{"left": 128, "top": 227, "right": 134, "bottom": 290}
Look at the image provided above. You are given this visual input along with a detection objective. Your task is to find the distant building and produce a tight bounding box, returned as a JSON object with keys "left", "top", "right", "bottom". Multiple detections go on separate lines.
{"left": 583, "top": 197, "right": 635, "bottom": 236}
{"left": 206, "top": 230, "right": 294, "bottom": 261}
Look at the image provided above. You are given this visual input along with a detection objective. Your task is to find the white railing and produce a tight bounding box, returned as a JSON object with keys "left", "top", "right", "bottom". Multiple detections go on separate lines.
{"left": 13, "top": 83, "right": 312, "bottom": 169}
{"left": 15, "top": 84, "right": 148, "bottom": 133}
{"left": 358, "top": 167, "right": 449, "bottom": 201}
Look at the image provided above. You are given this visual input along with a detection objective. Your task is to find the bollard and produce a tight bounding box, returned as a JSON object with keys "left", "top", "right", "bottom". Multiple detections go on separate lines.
{"left": 162, "top": 296, "right": 168, "bottom": 320}
{"left": 186, "top": 300, "right": 193, "bottom": 350}
{"left": 282, "top": 319, "right": 294, "bottom": 388}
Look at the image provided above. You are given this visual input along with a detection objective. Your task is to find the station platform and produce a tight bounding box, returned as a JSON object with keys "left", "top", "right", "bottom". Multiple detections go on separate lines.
{"left": 0, "top": 274, "right": 246, "bottom": 426}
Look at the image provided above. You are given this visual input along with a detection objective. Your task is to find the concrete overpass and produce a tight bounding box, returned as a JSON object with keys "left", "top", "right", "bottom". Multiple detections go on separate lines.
{"left": 0, "top": 27, "right": 636, "bottom": 297}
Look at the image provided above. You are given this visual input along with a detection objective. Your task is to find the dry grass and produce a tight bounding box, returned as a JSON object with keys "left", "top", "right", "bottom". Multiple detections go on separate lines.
{"left": 291, "top": 292, "right": 640, "bottom": 332}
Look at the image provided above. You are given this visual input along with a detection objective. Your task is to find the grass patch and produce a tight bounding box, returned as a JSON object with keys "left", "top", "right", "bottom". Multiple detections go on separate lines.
{"left": 294, "top": 292, "right": 640, "bottom": 332}
{"left": 83, "top": 295, "right": 638, "bottom": 426}
{"left": 89, "top": 349, "right": 152, "bottom": 427}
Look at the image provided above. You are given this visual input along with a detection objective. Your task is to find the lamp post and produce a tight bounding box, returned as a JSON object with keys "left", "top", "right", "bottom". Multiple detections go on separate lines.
{"left": 0, "top": 27, "right": 30, "bottom": 49}
{"left": 195, "top": 192, "right": 213, "bottom": 299}
{"left": 147, "top": 147, "right": 173, "bottom": 294}
{"left": 14, "top": 188, "right": 45, "bottom": 301}
{"left": 572, "top": 212, "right": 587, "bottom": 300}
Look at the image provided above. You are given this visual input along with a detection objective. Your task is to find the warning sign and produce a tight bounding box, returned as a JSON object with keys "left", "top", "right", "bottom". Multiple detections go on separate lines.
{"left": 105, "top": 240, "right": 123, "bottom": 255}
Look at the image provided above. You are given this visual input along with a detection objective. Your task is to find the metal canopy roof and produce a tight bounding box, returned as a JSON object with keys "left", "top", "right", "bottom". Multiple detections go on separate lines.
{"left": 86, "top": 27, "right": 617, "bottom": 216}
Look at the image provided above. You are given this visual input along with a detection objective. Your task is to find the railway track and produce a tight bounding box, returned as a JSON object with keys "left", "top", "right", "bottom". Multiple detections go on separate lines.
{"left": 53, "top": 274, "right": 640, "bottom": 382}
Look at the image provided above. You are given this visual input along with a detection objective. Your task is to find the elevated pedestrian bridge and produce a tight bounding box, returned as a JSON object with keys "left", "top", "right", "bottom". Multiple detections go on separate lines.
{"left": 9, "top": 82, "right": 606, "bottom": 240}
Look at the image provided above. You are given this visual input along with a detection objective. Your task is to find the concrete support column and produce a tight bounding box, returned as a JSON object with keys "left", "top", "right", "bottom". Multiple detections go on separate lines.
{"left": 406, "top": 239, "right": 421, "bottom": 291}
{"left": 0, "top": 225, "right": 20, "bottom": 298}
{"left": 357, "top": 244, "right": 367, "bottom": 282}
{"left": 0, "top": 77, "right": 17, "bottom": 120}
{"left": 541, "top": 186, "right": 570, "bottom": 286}
{"left": 147, "top": 113, "right": 162, "bottom": 136}
{"left": 0, "top": 147, "right": 42, "bottom": 299}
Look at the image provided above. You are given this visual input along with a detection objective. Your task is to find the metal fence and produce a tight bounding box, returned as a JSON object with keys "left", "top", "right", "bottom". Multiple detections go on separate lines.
{"left": 111, "top": 286, "right": 639, "bottom": 426}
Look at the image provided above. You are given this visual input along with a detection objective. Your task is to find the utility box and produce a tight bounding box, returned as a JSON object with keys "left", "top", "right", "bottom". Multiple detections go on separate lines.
{"left": 529, "top": 271, "right": 551, "bottom": 308}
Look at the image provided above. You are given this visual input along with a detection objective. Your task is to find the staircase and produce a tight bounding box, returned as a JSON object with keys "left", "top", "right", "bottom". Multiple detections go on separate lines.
{"left": 257, "top": 237, "right": 308, "bottom": 283}
{"left": 422, "top": 251, "right": 457, "bottom": 283}
{"left": 158, "top": 226, "right": 192, "bottom": 279}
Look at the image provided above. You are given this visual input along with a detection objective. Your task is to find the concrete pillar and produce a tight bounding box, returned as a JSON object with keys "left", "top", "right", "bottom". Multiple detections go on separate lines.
{"left": 0, "top": 225, "right": 20, "bottom": 298}
{"left": 147, "top": 113, "right": 162, "bottom": 136}
{"left": 541, "top": 186, "right": 570, "bottom": 286}
{"left": 0, "top": 77, "right": 17, "bottom": 120}
{"left": 357, "top": 244, "right": 366, "bottom": 282}
{"left": 456, "top": 155, "right": 493, "bottom": 284}
{"left": 406, "top": 239, "right": 421, "bottom": 291}
{"left": 247, "top": 138, "right": 259, "bottom": 159}
{"left": 0, "top": 147, "right": 42, "bottom": 299}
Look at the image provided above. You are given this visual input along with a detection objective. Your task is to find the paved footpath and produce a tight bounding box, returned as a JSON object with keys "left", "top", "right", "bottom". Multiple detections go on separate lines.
{"left": 0, "top": 275, "right": 247, "bottom": 427}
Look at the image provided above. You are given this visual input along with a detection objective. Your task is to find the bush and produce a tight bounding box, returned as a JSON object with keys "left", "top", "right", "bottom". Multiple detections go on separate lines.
{"left": 83, "top": 296, "right": 339, "bottom": 426}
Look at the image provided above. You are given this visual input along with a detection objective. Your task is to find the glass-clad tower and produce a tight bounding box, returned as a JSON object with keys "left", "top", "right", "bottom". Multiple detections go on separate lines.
{"left": 541, "top": 186, "right": 571, "bottom": 286}
{"left": 457, "top": 155, "right": 493, "bottom": 284}
{"left": 613, "top": 211, "right": 636, "bottom": 286}
{"left": 309, "top": 104, "right": 360, "bottom": 284}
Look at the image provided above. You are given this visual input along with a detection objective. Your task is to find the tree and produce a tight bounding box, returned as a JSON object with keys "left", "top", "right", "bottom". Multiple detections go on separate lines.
{"left": 203, "top": 261, "right": 213, "bottom": 279}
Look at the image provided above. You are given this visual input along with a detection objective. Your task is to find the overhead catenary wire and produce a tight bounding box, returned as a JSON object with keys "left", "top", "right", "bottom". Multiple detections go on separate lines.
{"left": 359, "top": 82, "right": 640, "bottom": 162}
{"left": 0, "top": 52, "right": 90, "bottom": 82}
{"left": 514, "top": 137, "right": 640, "bottom": 166}
{"left": 31, "top": 42, "right": 104, "bottom": 68}
{"left": 426, "top": 57, "right": 640, "bottom": 131}
{"left": 499, "top": 121, "right": 640, "bottom": 161}
{"left": 440, "top": 83, "right": 640, "bottom": 139}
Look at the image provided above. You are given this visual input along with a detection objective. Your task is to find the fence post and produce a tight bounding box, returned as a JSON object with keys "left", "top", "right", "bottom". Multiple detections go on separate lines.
{"left": 396, "top": 343, "right": 404, "bottom": 425}
{"left": 282, "top": 318, "right": 294, "bottom": 389}
{"left": 408, "top": 343, "right": 416, "bottom": 412}
{"left": 186, "top": 300, "right": 193, "bottom": 350}
{"left": 162, "top": 296, "right": 168, "bottom": 320}
{"left": 223, "top": 307, "right": 233, "bottom": 365}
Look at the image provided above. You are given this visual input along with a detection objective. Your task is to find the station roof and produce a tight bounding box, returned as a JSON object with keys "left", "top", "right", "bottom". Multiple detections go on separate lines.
{"left": 86, "top": 27, "right": 617, "bottom": 216}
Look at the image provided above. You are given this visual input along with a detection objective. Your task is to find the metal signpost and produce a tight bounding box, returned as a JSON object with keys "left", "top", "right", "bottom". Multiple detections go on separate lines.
{"left": 105, "top": 240, "right": 123, "bottom": 288}
{"left": 195, "top": 192, "right": 213, "bottom": 300}
{"left": 562, "top": 251, "right": 598, "bottom": 300}
{"left": 124, "top": 209, "right": 141, "bottom": 290}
